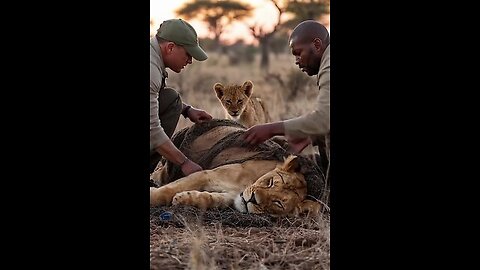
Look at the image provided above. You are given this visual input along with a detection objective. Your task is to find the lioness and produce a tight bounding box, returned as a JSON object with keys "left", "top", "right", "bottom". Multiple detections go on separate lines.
{"left": 150, "top": 120, "right": 324, "bottom": 217}
{"left": 214, "top": 80, "right": 271, "bottom": 128}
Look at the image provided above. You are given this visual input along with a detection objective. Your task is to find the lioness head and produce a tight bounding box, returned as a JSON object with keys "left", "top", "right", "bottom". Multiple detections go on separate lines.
{"left": 234, "top": 155, "right": 321, "bottom": 217}
{"left": 214, "top": 81, "right": 253, "bottom": 119}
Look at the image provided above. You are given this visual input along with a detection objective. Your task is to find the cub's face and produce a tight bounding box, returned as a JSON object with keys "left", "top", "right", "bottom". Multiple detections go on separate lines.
{"left": 214, "top": 81, "right": 254, "bottom": 118}
{"left": 234, "top": 156, "right": 309, "bottom": 216}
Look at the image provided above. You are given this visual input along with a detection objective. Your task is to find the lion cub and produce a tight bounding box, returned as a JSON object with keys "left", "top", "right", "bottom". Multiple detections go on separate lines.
{"left": 214, "top": 80, "right": 270, "bottom": 128}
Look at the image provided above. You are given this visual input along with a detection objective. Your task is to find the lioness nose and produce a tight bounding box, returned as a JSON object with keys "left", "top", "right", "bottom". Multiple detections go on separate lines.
{"left": 247, "top": 192, "right": 258, "bottom": 204}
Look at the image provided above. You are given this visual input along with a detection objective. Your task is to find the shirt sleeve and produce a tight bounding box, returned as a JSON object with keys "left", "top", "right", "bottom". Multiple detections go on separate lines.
{"left": 150, "top": 68, "right": 169, "bottom": 151}
{"left": 283, "top": 62, "right": 330, "bottom": 139}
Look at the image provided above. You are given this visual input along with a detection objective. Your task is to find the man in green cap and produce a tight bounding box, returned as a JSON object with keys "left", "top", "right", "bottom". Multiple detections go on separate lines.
{"left": 150, "top": 18, "right": 212, "bottom": 176}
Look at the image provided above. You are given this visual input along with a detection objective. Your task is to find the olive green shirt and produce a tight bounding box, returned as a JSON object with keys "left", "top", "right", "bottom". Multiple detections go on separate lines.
{"left": 150, "top": 37, "right": 169, "bottom": 150}
{"left": 284, "top": 44, "right": 330, "bottom": 140}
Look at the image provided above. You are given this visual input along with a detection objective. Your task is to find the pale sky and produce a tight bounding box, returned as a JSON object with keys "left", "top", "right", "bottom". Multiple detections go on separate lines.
{"left": 150, "top": 0, "right": 329, "bottom": 45}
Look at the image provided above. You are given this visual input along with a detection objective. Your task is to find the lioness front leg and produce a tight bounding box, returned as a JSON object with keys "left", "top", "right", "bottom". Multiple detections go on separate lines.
{"left": 172, "top": 191, "right": 236, "bottom": 210}
{"left": 150, "top": 163, "right": 248, "bottom": 207}
{"left": 150, "top": 171, "right": 210, "bottom": 206}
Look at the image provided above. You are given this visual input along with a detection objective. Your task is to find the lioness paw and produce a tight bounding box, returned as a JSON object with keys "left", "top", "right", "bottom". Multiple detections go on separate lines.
{"left": 150, "top": 187, "right": 175, "bottom": 206}
{"left": 172, "top": 191, "right": 194, "bottom": 205}
{"left": 172, "top": 191, "right": 212, "bottom": 209}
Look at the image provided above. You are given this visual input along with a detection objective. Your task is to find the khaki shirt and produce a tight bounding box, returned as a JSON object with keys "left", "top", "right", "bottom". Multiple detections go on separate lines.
{"left": 150, "top": 37, "right": 169, "bottom": 150}
{"left": 284, "top": 44, "right": 330, "bottom": 141}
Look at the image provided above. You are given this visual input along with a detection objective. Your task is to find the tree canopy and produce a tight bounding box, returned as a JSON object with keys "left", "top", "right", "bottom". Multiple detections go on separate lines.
{"left": 176, "top": 0, "right": 253, "bottom": 46}
{"left": 282, "top": 0, "right": 330, "bottom": 30}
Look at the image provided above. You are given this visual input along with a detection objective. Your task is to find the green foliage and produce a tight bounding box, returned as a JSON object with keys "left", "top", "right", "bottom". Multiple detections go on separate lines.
{"left": 282, "top": 0, "right": 329, "bottom": 29}
{"left": 176, "top": 0, "right": 253, "bottom": 44}
{"left": 177, "top": 0, "right": 252, "bottom": 18}
{"left": 224, "top": 41, "right": 258, "bottom": 65}
{"left": 199, "top": 38, "right": 217, "bottom": 51}
{"left": 269, "top": 32, "right": 290, "bottom": 55}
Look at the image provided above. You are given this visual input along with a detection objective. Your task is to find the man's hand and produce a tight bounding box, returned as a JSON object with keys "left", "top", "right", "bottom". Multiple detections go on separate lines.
{"left": 286, "top": 136, "right": 317, "bottom": 163}
{"left": 180, "top": 159, "right": 203, "bottom": 176}
{"left": 187, "top": 107, "right": 212, "bottom": 123}
{"left": 243, "top": 122, "right": 285, "bottom": 146}
{"left": 155, "top": 140, "right": 203, "bottom": 177}
{"left": 287, "top": 136, "right": 312, "bottom": 154}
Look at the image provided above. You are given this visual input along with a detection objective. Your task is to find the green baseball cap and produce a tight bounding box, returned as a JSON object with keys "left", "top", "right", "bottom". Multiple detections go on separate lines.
{"left": 156, "top": 19, "right": 208, "bottom": 61}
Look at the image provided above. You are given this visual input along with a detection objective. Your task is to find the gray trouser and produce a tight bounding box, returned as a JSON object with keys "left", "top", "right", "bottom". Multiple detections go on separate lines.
{"left": 150, "top": 87, "right": 183, "bottom": 173}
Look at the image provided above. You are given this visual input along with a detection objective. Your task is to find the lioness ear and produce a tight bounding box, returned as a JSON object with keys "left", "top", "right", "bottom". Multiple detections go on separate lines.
{"left": 282, "top": 155, "right": 300, "bottom": 172}
{"left": 214, "top": 83, "right": 224, "bottom": 99}
{"left": 294, "top": 200, "right": 322, "bottom": 217}
{"left": 242, "top": 80, "right": 254, "bottom": 97}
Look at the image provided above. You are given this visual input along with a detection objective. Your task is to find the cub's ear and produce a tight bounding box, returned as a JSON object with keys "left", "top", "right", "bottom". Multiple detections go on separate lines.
{"left": 294, "top": 199, "right": 322, "bottom": 218}
{"left": 281, "top": 155, "right": 300, "bottom": 173}
{"left": 214, "top": 83, "right": 224, "bottom": 99}
{"left": 242, "top": 80, "right": 254, "bottom": 97}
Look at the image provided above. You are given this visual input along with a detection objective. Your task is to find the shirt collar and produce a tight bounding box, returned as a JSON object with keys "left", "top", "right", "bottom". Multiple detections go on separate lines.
{"left": 150, "top": 37, "right": 168, "bottom": 79}
{"left": 317, "top": 44, "right": 330, "bottom": 85}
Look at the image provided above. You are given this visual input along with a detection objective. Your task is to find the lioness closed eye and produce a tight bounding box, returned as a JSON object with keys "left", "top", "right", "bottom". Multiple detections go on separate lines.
{"left": 214, "top": 80, "right": 270, "bottom": 128}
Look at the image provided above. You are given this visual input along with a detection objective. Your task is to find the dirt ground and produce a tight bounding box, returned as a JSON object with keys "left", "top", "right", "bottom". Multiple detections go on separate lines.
{"left": 150, "top": 205, "right": 330, "bottom": 270}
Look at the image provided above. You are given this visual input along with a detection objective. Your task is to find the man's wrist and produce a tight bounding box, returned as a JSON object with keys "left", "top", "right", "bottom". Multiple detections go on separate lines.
{"left": 272, "top": 122, "right": 285, "bottom": 136}
{"left": 179, "top": 157, "right": 189, "bottom": 166}
{"left": 181, "top": 105, "right": 192, "bottom": 119}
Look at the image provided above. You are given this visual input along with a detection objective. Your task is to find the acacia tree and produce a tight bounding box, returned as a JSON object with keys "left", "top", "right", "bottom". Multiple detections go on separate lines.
{"left": 249, "top": 0, "right": 329, "bottom": 71}
{"left": 176, "top": 0, "right": 252, "bottom": 49}
{"left": 249, "top": 0, "right": 285, "bottom": 72}
{"left": 282, "top": 0, "right": 330, "bottom": 30}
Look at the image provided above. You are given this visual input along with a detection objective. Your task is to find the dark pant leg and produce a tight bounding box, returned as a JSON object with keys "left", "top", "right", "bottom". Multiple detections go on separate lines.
{"left": 314, "top": 133, "right": 330, "bottom": 206}
{"left": 158, "top": 87, "right": 183, "bottom": 138}
{"left": 314, "top": 134, "right": 329, "bottom": 174}
{"left": 150, "top": 87, "right": 183, "bottom": 173}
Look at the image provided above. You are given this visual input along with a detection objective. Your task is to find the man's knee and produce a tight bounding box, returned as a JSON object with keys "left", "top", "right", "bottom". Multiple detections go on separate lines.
{"left": 150, "top": 152, "right": 162, "bottom": 174}
{"left": 159, "top": 87, "right": 182, "bottom": 115}
{"left": 159, "top": 87, "right": 183, "bottom": 139}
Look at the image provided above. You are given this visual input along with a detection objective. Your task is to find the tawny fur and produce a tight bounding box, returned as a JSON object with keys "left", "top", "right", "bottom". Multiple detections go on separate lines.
{"left": 214, "top": 81, "right": 271, "bottom": 128}
{"left": 150, "top": 155, "right": 321, "bottom": 217}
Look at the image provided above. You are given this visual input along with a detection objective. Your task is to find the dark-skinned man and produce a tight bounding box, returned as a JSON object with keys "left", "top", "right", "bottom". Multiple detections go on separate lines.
{"left": 243, "top": 20, "right": 330, "bottom": 171}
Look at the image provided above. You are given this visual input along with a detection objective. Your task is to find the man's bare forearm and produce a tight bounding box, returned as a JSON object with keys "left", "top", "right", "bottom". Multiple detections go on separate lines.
{"left": 155, "top": 140, "right": 188, "bottom": 166}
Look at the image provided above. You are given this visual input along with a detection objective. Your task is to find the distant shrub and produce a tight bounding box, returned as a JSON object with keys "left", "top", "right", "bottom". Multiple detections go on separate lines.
{"left": 286, "top": 68, "right": 311, "bottom": 99}
{"left": 199, "top": 38, "right": 217, "bottom": 51}
{"left": 269, "top": 33, "right": 289, "bottom": 56}
{"left": 224, "top": 42, "right": 258, "bottom": 65}
{"left": 190, "top": 72, "right": 219, "bottom": 95}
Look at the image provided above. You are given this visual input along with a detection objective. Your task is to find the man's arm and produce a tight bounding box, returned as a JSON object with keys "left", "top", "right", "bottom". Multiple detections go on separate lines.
{"left": 154, "top": 140, "right": 189, "bottom": 166}
{"left": 150, "top": 74, "right": 202, "bottom": 175}
{"left": 181, "top": 102, "right": 213, "bottom": 123}
{"left": 243, "top": 66, "right": 329, "bottom": 146}
{"left": 243, "top": 121, "right": 285, "bottom": 145}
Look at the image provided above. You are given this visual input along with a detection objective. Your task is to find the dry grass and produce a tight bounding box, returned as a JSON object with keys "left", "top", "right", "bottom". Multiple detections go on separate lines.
{"left": 151, "top": 51, "right": 329, "bottom": 269}
{"left": 150, "top": 206, "right": 330, "bottom": 270}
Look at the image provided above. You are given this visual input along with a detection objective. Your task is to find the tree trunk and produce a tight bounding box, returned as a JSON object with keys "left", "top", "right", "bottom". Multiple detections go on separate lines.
{"left": 214, "top": 35, "right": 221, "bottom": 52}
{"left": 260, "top": 37, "right": 270, "bottom": 71}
